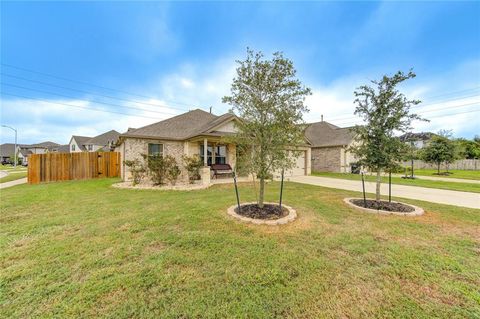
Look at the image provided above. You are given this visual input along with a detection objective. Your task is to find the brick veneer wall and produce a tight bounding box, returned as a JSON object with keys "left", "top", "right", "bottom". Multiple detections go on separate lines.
{"left": 121, "top": 138, "right": 189, "bottom": 184}
{"left": 311, "top": 146, "right": 342, "bottom": 172}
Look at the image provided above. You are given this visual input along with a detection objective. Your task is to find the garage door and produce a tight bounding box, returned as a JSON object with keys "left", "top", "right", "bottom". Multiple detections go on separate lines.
{"left": 275, "top": 150, "right": 305, "bottom": 177}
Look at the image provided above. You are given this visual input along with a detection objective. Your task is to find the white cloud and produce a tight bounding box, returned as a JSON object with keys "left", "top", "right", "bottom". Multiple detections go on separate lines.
{"left": 1, "top": 56, "right": 478, "bottom": 145}
{"left": 0, "top": 97, "right": 180, "bottom": 144}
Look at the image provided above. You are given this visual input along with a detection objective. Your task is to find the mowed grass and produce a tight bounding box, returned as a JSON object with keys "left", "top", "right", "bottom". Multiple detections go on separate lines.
{"left": 411, "top": 169, "right": 480, "bottom": 181}
{"left": 0, "top": 171, "right": 27, "bottom": 183}
{"left": 1, "top": 179, "right": 479, "bottom": 318}
{"left": 312, "top": 171, "right": 480, "bottom": 193}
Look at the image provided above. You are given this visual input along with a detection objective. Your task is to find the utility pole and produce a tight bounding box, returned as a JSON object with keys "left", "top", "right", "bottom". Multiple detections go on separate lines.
{"left": 1, "top": 125, "right": 17, "bottom": 168}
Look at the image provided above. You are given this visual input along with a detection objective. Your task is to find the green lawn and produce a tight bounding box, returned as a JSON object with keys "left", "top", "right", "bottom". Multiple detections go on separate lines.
{"left": 0, "top": 171, "right": 27, "bottom": 183}
{"left": 0, "top": 166, "right": 28, "bottom": 184}
{"left": 409, "top": 169, "right": 480, "bottom": 181}
{"left": 312, "top": 172, "right": 480, "bottom": 193}
{"left": 1, "top": 179, "right": 479, "bottom": 318}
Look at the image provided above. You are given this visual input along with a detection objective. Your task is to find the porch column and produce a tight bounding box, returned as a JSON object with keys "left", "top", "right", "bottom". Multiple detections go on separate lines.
{"left": 212, "top": 143, "right": 216, "bottom": 164}
{"left": 203, "top": 138, "right": 208, "bottom": 166}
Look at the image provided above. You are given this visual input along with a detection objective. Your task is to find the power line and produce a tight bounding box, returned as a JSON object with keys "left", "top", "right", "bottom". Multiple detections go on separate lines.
{"left": 1, "top": 92, "right": 167, "bottom": 121}
{"left": 322, "top": 94, "right": 480, "bottom": 122}
{"left": 331, "top": 103, "right": 480, "bottom": 126}
{"left": 1, "top": 82, "right": 181, "bottom": 116}
{"left": 0, "top": 72, "right": 195, "bottom": 112}
{"left": 0, "top": 62, "right": 208, "bottom": 109}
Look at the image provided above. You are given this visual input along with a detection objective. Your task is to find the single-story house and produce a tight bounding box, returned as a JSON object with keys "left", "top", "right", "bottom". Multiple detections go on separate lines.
{"left": 117, "top": 109, "right": 312, "bottom": 184}
{"left": 69, "top": 130, "right": 120, "bottom": 153}
{"left": 304, "top": 121, "right": 357, "bottom": 173}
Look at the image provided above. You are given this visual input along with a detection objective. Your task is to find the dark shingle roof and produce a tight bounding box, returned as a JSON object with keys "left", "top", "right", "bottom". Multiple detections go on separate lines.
{"left": 122, "top": 109, "right": 230, "bottom": 140}
{"left": 71, "top": 136, "right": 91, "bottom": 151}
{"left": 53, "top": 144, "right": 70, "bottom": 153}
{"left": 19, "top": 149, "right": 32, "bottom": 156}
{"left": 304, "top": 121, "right": 356, "bottom": 147}
{"left": 29, "top": 141, "right": 60, "bottom": 149}
{"left": 0, "top": 143, "right": 17, "bottom": 157}
{"left": 399, "top": 132, "right": 435, "bottom": 142}
{"left": 85, "top": 130, "right": 120, "bottom": 146}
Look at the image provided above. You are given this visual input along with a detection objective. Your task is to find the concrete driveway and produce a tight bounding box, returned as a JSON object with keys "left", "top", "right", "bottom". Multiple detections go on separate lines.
{"left": 288, "top": 175, "right": 480, "bottom": 209}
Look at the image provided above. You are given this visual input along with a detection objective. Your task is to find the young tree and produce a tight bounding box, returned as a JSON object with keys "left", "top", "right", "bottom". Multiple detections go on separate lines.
{"left": 421, "top": 135, "right": 457, "bottom": 174}
{"left": 223, "top": 49, "right": 311, "bottom": 208}
{"left": 350, "top": 70, "right": 425, "bottom": 201}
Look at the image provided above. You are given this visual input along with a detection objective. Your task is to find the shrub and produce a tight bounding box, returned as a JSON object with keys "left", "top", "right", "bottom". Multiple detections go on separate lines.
{"left": 124, "top": 159, "right": 146, "bottom": 185}
{"left": 182, "top": 154, "right": 202, "bottom": 183}
{"left": 167, "top": 163, "right": 181, "bottom": 185}
{"left": 142, "top": 154, "right": 181, "bottom": 186}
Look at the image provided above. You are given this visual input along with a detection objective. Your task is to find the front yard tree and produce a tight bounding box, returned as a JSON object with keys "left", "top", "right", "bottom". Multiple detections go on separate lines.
{"left": 421, "top": 135, "right": 457, "bottom": 174}
{"left": 223, "top": 49, "right": 311, "bottom": 208}
{"left": 350, "top": 70, "right": 425, "bottom": 201}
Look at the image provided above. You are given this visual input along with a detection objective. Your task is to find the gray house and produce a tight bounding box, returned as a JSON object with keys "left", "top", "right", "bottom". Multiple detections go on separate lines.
{"left": 305, "top": 121, "right": 357, "bottom": 173}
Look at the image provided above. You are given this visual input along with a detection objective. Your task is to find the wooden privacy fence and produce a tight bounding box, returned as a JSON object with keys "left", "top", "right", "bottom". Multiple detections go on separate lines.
{"left": 28, "top": 152, "right": 120, "bottom": 184}
{"left": 401, "top": 159, "right": 480, "bottom": 171}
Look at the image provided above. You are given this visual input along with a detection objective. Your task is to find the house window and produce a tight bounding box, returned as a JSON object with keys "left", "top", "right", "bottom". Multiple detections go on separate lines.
{"left": 200, "top": 145, "right": 226, "bottom": 165}
{"left": 148, "top": 143, "right": 163, "bottom": 156}
{"left": 87, "top": 145, "right": 93, "bottom": 151}
{"left": 71, "top": 144, "right": 75, "bottom": 151}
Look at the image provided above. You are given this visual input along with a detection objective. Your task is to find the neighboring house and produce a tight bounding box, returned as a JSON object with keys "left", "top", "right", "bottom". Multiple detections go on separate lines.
{"left": 117, "top": 109, "right": 312, "bottom": 183}
{"left": 304, "top": 121, "right": 357, "bottom": 173}
{"left": 69, "top": 130, "right": 120, "bottom": 153}
{"left": 0, "top": 141, "right": 60, "bottom": 164}
{"left": 399, "top": 132, "right": 435, "bottom": 149}
{"left": 51, "top": 144, "right": 71, "bottom": 153}
{"left": 0, "top": 143, "right": 22, "bottom": 163}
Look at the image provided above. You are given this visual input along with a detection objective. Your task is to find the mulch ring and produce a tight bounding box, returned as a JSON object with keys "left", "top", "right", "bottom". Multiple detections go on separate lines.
{"left": 350, "top": 199, "right": 415, "bottom": 213}
{"left": 235, "top": 204, "right": 289, "bottom": 220}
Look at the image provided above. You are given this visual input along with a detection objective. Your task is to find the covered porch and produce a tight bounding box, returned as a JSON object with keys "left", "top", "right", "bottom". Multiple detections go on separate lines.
{"left": 184, "top": 135, "right": 237, "bottom": 184}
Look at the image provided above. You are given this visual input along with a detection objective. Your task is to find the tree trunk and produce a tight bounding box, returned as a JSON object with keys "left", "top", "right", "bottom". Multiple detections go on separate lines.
{"left": 375, "top": 169, "right": 381, "bottom": 201}
{"left": 437, "top": 163, "right": 440, "bottom": 174}
{"left": 258, "top": 176, "right": 265, "bottom": 208}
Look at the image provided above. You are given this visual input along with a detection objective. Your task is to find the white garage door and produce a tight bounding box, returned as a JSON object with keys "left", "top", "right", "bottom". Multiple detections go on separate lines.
{"left": 283, "top": 150, "right": 306, "bottom": 177}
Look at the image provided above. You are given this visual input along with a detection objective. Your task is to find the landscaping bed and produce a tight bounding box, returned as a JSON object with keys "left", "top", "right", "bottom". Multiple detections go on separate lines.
{"left": 344, "top": 197, "right": 424, "bottom": 216}
{"left": 112, "top": 180, "right": 209, "bottom": 191}
{"left": 235, "top": 203, "right": 288, "bottom": 219}
{"left": 350, "top": 199, "right": 415, "bottom": 213}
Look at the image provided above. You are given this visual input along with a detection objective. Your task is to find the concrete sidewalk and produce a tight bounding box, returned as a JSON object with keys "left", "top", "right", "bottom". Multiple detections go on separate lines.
{"left": 392, "top": 174, "right": 480, "bottom": 184}
{"left": 288, "top": 175, "right": 480, "bottom": 209}
{"left": 0, "top": 177, "right": 27, "bottom": 189}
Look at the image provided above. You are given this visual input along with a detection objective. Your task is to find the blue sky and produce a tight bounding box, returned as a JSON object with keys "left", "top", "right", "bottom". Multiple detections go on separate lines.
{"left": 1, "top": 1, "right": 479, "bottom": 144}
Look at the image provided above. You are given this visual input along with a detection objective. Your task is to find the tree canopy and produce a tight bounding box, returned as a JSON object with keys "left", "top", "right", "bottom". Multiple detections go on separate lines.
{"left": 421, "top": 135, "right": 457, "bottom": 173}
{"left": 349, "top": 70, "right": 426, "bottom": 200}
{"left": 223, "top": 49, "right": 311, "bottom": 208}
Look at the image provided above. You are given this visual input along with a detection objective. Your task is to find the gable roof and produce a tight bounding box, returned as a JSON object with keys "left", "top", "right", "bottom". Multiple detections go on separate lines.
{"left": 122, "top": 109, "right": 236, "bottom": 140}
{"left": 72, "top": 135, "right": 91, "bottom": 145}
{"left": 28, "top": 141, "right": 60, "bottom": 151}
{"left": 85, "top": 130, "right": 120, "bottom": 146}
{"left": 304, "top": 121, "right": 356, "bottom": 148}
